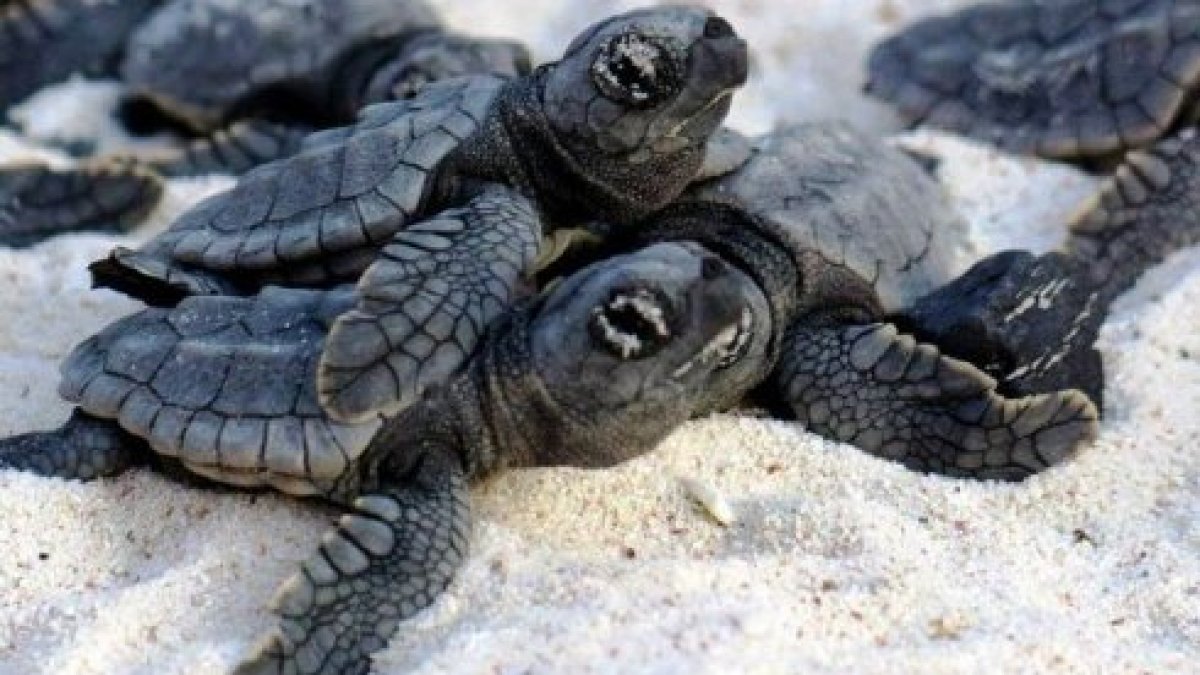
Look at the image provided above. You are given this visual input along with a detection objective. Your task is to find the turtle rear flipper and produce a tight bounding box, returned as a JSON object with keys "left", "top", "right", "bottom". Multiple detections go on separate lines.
{"left": 0, "top": 160, "right": 162, "bottom": 247}
{"left": 1066, "top": 128, "right": 1200, "bottom": 303}
{"left": 0, "top": 410, "right": 146, "bottom": 479}
{"left": 143, "top": 119, "right": 314, "bottom": 178}
{"left": 772, "top": 315, "right": 1098, "bottom": 481}
{"left": 234, "top": 444, "right": 469, "bottom": 675}
{"left": 318, "top": 187, "right": 542, "bottom": 422}
{"left": 903, "top": 250, "right": 1105, "bottom": 408}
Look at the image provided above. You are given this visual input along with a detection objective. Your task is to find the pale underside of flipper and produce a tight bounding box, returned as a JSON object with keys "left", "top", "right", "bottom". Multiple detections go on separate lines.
{"left": 773, "top": 316, "right": 1098, "bottom": 480}
{"left": 318, "top": 187, "right": 543, "bottom": 422}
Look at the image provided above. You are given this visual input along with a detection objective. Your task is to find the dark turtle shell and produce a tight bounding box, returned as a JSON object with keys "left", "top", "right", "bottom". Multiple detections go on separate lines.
{"left": 867, "top": 0, "right": 1200, "bottom": 158}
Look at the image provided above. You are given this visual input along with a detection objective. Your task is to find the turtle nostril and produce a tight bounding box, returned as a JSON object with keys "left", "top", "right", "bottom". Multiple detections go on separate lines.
{"left": 703, "top": 16, "right": 735, "bottom": 39}
{"left": 701, "top": 256, "right": 726, "bottom": 279}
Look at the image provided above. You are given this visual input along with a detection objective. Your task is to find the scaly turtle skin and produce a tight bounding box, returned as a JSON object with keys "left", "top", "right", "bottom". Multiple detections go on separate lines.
{"left": 92, "top": 6, "right": 749, "bottom": 426}
{"left": 866, "top": 0, "right": 1200, "bottom": 159}
{"left": 0, "top": 242, "right": 766, "bottom": 673}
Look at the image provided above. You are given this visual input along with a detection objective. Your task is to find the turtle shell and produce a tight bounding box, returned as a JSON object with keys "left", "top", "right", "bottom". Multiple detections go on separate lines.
{"left": 58, "top": 286, "right": 381, "bottom": 495}
{"left": 140, "top": 75, "right": 504, "bottom": 285}
{"left": 0, "top": 0, "right": 160, "bottom": 109}
{"left": 121, "top": 0, "right": 441, "bottom": 131}
{"left": 867, "top": 0, "right": 1200, "bottom": 158}
{"left": 691, "top": 123, "right": 968, "bottom": 313}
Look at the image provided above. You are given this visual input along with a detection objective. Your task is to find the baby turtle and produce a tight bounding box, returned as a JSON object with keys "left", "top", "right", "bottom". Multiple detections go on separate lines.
{"left": 0, "top": 0, "right": 162, "bottom": 111}
{"left": 0, "top": 242, "right": 765, "bottom": 674}
{"left": 91, "top": 6, "right": 749, "bottom": 425}
{"left": 592, "top": 121, "right": 1200, "bottom": 474}
{"left": 865, "top": 0, "right": 1200, "bottom": 159}
{"left": 604, "top": 122, "right": 1102, "bottom": 477}
{"left": 0, "top": 0, "right": 532, "bottom": 247}
{"left": 119, "top": 0, "right": 531, "bottom": 176}
{"left": 2, "top": 0, "right": 527, "bottom": 163}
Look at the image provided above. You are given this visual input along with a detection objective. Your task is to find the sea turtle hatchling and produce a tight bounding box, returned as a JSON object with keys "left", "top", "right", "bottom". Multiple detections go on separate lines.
{"left": 4, "top": 120, "right": 1189, "bottom": 673}
{"left": 865, "top": 0, "right": 1200, "bottom": 160}
{"left": 0, "top": 0, "right": 532, "bottom": 246}
{"left": 90, "top": 5, "right": 750, "bottom": 425}
{"left": 1, "top": 0, "right": 529, "bottom": 173}
{"left": 117, "top": 0, "right": 531, "bottom": 177}
{"left": 0, "top": 242, "right": 768, "bottom": 674}
{"left": 0, "top": 0, "right": 162, "bottom": 112}
{"left": 563, "top": 120, "right": 1199, "bottom": 475}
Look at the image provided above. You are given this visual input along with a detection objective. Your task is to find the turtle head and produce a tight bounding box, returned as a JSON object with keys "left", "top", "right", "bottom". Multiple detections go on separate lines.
{"left": 541, "top": 6, "right": 748, "bottom": 159}
{"left": 524, "top": 241, "right": 770, "bottom": 468}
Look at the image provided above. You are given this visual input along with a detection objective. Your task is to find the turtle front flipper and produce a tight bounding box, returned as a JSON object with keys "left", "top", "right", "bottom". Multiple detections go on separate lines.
{"left": 772, "top": 314, "right": 1099, "bottom": 481}
{"left": 0, "top": 409, "right": 146, "bottom": 479}
{"left": 318, "top": 187, "right": 542, "bottom": 422}
{"left": 1065, "top": 128, "right": 1200, "bottom": 303}
{"left": 903, "top": 251, "right": 1106, "bottom": 407}
{"left": 0, "top": 160, "right": 163, "bottom": 247}
{"left": 234, "top": 445, "right": 469, "bottom": 675}
{"left": 142, "top": 120, "right": 314, "bottom": 178}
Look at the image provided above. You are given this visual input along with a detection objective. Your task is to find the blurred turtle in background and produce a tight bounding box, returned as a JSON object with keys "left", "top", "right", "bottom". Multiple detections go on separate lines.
{"left": 0, "top": 0, "right": 529, "bottom": 246}
{"left": 866, "top": 0, "right": 1200, "bottom": 162}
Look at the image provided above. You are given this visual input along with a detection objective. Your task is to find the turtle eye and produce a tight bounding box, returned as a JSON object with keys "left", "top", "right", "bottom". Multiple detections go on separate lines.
{"left": 591, "top": 32, "right": 682, "bottom": 108}
{"left": 588, "top": 288, "right": 673, "bottom": 360}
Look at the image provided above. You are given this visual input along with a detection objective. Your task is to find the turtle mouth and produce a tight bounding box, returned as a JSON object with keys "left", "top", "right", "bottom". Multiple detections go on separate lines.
{"left": 667, "top": 88, "right": 736, "bottom": 139}
{"left": 589, "top": 287, "right": 673, "bottom": 360}
{"left": 671, "top": 307, "right": 753, "bottom": 378}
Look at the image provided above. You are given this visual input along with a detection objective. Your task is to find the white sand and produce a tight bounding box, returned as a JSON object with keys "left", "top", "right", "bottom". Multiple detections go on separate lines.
{"left": 1, "top": 1, "right": 1197, "bottom": 673}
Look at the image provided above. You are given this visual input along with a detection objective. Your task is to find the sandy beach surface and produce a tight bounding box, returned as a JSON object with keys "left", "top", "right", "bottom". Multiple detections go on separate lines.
{"left": 1, "top": 1, "right": 1197, "bottom": 673}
